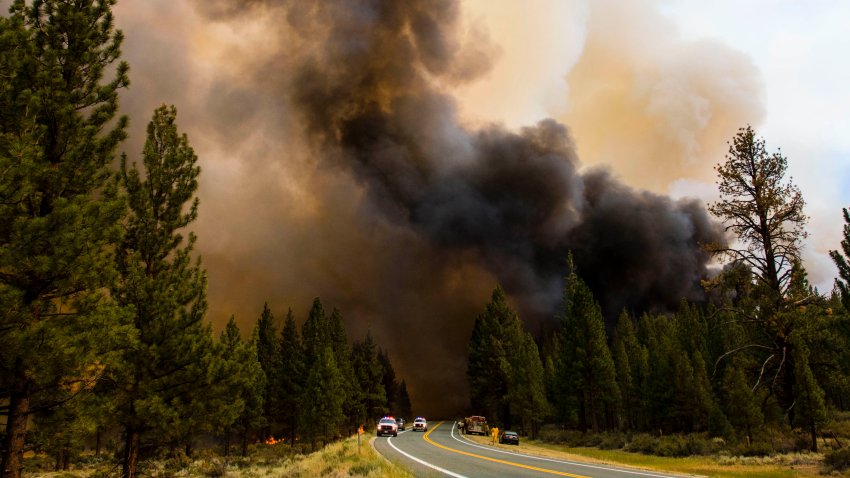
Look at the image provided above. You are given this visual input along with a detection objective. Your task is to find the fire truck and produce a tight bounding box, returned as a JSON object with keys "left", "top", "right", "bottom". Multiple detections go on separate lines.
{"left": 463, "top": 415, "right": 488, "bottom": 435}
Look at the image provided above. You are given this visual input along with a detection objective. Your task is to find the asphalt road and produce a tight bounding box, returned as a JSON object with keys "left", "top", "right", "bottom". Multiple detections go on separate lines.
{"left": 373, "top": 421, "right": 689, "bottom": 478}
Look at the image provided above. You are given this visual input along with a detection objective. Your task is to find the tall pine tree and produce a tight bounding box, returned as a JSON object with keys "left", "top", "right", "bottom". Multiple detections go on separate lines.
{"left": 0, "top": 2, "right": 130, "bottom": 476}
{"left": 467, "top": 286, "right": 515, "bottom": 427}
{"left": 507, "top": 329, "right": 549, "bottom": 438}
{"left": 278, "top": 308, "right": 304, "bottom": 445}
{"left": 300, "top": 346, "right": 345, "bottom": 450}
{"left": 352, "top": 331, "right": 387, "bottom": 421}
{"left": 556, "top": 257, "right": 620, "bottom": 432}
{"left": 329, "top": 308, "right": 364, "bottom": 433}
{"left": 396, "top": 380, "right": 413, "bottom": 419}
{"left": 220, "top": 317, "right": 266, "bottom": 457}
{"left": 254, "top": 303, "right": 281, "bottom": 436}
{"left": 708, "top": 125, "right": 809, "bottom": 422}
{"left": 612, "top": 311, "right": 646, "bottom": 430}
{"left": 302, "top": 297, "right": 329, "bottom": 371}
{"left": 111, "top": 105, "right": 219, "bottom": 478}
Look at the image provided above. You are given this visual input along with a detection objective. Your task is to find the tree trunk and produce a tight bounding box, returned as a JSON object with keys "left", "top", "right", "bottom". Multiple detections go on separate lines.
{"left": 95, "top": 427, "right": 102, "bottom": 456}
{"left": 810, "top": 420, "right": 818, "bottom": 453}
{"left": 223, "top": 430, "right": 231, "bottom": 457}
{"left": 1, "top": 360, "right": 31, "bottom": 478}
{"left": 62, "top": 446, "right": 70, "bottom": 471}
{"left": 578, "top": 398, "right": 587, "bottom": 433}
{"left": 588, "top": 390, "right": 599, "bottom": 433}
{"left": 241, "top": 429, "right": 249, "bottom": 457}
{"left": 122, "top": 429, "right": 140, "bottom": 478}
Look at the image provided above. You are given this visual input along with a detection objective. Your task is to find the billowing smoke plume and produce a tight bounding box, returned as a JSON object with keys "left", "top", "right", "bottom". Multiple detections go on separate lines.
{"left": 235, "top": 0, "right": 723, "bottom": 320}
{"left": 109, "top": 0, "right": 759, "bottom": 416}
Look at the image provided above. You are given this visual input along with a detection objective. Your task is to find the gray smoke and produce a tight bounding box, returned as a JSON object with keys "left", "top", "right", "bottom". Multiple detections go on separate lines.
{"left": 113, "top": 0, "right": 726, "bottom": 416}
{"left": 276, "top": 0, "right": 722, "bottom": 320}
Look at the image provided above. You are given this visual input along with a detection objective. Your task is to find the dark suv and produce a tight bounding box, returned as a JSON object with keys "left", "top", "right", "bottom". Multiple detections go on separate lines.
{"left": 396, "top": 418, "right": 406, "bottom": 430}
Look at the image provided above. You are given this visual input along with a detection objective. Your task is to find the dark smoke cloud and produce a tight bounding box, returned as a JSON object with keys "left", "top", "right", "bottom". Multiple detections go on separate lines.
{"left": 277, "top": 0, "right": 723, "bottom": 320}
{"left": 111, "top": 0, "right": 726, "bottom": 416}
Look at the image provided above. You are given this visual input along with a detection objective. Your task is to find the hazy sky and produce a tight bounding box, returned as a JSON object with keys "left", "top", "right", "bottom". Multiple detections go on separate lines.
{"left": 457, "top": 0, "right": 849, "bottom": 291}
{"left": 662, "top": 0, "right": 850, "bottom": 291}
{"left": 62, "top": 0, "right": 848, "bottom": 415}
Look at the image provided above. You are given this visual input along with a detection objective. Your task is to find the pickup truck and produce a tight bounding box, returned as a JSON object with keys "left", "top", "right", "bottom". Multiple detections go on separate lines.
{"left": 376, "top": 417, "right": 398, "bottom": 437}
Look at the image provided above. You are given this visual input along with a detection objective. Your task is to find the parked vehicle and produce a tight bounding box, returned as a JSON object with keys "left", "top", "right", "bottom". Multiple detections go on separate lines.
{"left": 464, "top": 415, "right": 487, "bottom": 435}
{"left": 499, "top": 430, "right": 519, "bottom": 445}
{"left": 396, "top": 418, "right": 406, "bottom": 430}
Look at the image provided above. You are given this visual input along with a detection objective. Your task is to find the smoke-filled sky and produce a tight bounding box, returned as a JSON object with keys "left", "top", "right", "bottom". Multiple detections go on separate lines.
{"left": 33, "top": 0, "right": 846, "bottom": 417}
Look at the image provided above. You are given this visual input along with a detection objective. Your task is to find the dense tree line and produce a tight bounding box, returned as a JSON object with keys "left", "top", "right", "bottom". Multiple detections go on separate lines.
{"left": 467, "top": 286, "right": 549, "bottom": 438}
{"left": 0, "top": 3, "right": 407, "bottom": 477}
{"left": 468, "top": 127, "right": 850, "bottom": 453}
{"left": 251, "top": 299, "right": 411, "bottom": 452}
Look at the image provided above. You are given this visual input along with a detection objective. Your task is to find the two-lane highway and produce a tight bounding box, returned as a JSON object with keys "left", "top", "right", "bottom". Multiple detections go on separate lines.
{"left": 374, "top": 421, "right": 687, "bottom": 478}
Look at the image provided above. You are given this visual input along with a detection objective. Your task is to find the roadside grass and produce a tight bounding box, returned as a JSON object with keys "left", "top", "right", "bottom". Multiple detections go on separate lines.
{"left": 22, "top": 433, "right": 413, "bottom": 478}
{"left": 225, "top": 433, "right": 413, "bottom": 477}
{"left": 461, "top": 433, "right": 824, "bottom": 478}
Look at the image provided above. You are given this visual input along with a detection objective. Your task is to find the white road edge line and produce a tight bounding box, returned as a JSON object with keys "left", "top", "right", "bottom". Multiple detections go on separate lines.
{"left": 386, "top": 432, "right": 468, "bottom": 478}
{"left": 450, "top": 423, "right": 682, "bottom": 478}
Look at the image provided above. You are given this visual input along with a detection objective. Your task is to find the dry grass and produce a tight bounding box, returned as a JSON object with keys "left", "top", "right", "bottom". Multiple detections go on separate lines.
{"left": 23, "top": 433, "right": 413, "bottom": 478}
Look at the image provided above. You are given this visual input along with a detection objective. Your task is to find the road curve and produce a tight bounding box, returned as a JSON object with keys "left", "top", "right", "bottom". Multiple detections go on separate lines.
{"left": 373, "top": 421, "right": 690, "bottom": 478}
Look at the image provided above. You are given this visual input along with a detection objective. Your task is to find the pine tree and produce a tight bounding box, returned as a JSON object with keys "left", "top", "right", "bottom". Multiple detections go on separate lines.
{"left": 328, "top": 307, "right": 364, "bottom": 432}
{"left": 673, "top": 348, "right": 714, "bottom": 433}
{"left": 0, "top": 2, "right": 130, "bottom": 476}
{"left": 721, "top": 360, "right": 762, "bottom": 444}
{"left": 302, "top": 297, "right": 329, "bottom": 371}
{"left": 278, "top": 308, "right": 304, "bottom": 446}
{"left": 798, "top": 292, "right": 850, "bottom": 412}
{"left": 378, "top": 349, "right": 398, "bottom": 414}
{"left": 830, "top": 207, "right": 850, "bottom": 311}
{"left": 300, "top": 346, "right": 345, "bottom": 451}
{"left": 612, "top": 311, "right": 639, "bottom": 430}
{"left": 352, "top": 332, "right": 387, "bottom": 421}
{"left": 507, "top": 329, "right": 549, "bottom": 438}
{"left": 220, "top": 317, "right": 266, "bottom": 457}
{"left": 708, "top": 125, "right": 809, "bottom": 420}
{"left": 111, "top": 105, "right": 218, "bottom": 478}
{"left": 31, "top": 399, "right": 88, "bottom": 472}
{"left": 254, "top": 303, "right": 281, "bottom": 436}
{"left": 396, "top": 380, "right": 413, "bottom": 419}
{"left": 557, "top": 257, "right": 620, "bottom": 432}
{"left": 466, "top": 286, "right": 517, "bottom": 427}
{"left": 640, "top": 314, "right": 677, "bottom": 432}
{"left": 683, "top": 351, "right": 716, "bottom": 432}
{"left": 792, "top": 345, "right": 828, "bottom": 451}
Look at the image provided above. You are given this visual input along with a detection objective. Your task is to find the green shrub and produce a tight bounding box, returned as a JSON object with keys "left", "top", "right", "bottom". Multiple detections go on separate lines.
{"left": 623, "top": 433, "right": 716, "bottom": 456}
{"left": 728, "top": 439, "right": 774, "bottom": 457}
{"left": 624, "top": 433, "right": 656, "bottom": 454}
{"left": 597, "top": 433, "right": 626, "bottom": 450}
{"left": 196, "top": 457, "right": 228, "bottom": 477}
{"left": 655, "top": 435, "right": 690, "bottom": 457}
{"left": 824, "top": 447, "right": 850, "bottom": 472}
{"left": 538, "top": 427, "right": 582, "bottom": 445}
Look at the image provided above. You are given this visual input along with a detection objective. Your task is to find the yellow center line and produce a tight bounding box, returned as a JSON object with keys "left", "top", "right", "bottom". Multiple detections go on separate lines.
{"left": 423, "top": 421, "right": 589, "bottom": 478}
